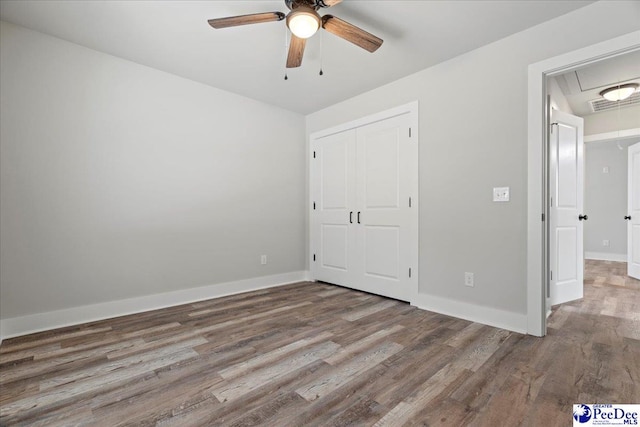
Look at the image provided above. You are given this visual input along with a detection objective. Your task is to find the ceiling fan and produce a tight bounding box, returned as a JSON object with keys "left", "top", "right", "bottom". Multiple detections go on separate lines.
{"left": 208, "top": 0, "right": 383, "bottom": 69}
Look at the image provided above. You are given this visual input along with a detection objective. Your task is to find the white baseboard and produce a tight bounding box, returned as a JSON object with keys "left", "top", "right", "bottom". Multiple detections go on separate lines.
{"left": 585, "top": 252, "right": 626, "bottom": 262}
{"left": 412, "top": 293, "right": 528, "bottom": 334}
{"left": 0, "top": 271, "right": 308, "bottom": 341}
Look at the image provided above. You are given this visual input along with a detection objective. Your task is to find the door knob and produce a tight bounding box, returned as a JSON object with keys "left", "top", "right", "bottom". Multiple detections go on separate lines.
{"left": 625, "top": 215, "right": 632, "bottom": 220}
{"left": 579, "top": 214, "right": 588, "bottom": 221}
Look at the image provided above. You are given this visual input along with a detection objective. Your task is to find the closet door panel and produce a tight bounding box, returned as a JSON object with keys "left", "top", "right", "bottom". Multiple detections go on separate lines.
{"left": 311, "top": 129, "right": 357, "bottom": 286}
{"left": 321, "top": 139, "right": 349, "bottom": 210}
{"left": 321, "top": 224, "right": 348, "bottom": 271}
{"left": 356, "top": 114, "right": 412, "bottom": 301}
{"left": 363, "top": 225, "right": 399, "bottom": 280}
{"left": 363, "top": 127, "right": 400, "bottom": 209}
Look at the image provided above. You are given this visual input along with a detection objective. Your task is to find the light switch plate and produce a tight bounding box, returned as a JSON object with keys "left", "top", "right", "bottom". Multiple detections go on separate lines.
{"left": 493, "top": 187, "right": 510, "bottom": 202}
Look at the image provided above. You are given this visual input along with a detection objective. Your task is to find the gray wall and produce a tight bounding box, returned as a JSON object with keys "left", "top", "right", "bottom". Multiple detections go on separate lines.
{"left": 584, "top": 139, "right": 637, "bottom": 259}
{"left": 584, "top": 105, "right": 640, "bottom": 135}
{"left": 0, "top": 21, "right": 306, "bottom": 319}
{"left": 307, "top": 1, "right": 640, "bottom": 316}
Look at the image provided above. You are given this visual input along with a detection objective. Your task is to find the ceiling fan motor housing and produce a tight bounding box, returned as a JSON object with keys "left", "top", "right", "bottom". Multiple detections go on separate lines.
{"left": 285, "top": 0, "right": 322, "bottom": 11}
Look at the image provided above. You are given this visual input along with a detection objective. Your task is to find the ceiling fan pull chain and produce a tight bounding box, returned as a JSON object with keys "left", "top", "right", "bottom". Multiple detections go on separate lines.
{"left": 319, "top": 30, "right": 324, "bottom": 76}
{"left": 284, "top": 25, "right": 290, "bottom": 81}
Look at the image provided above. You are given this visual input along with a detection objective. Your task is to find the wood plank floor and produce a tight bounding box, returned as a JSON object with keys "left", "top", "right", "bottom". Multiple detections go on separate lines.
{"left": 1, "top": 261, "right": 638, "bottom": 426}
{"left": 585, "top": 259, "right": 640, "bottom": 290}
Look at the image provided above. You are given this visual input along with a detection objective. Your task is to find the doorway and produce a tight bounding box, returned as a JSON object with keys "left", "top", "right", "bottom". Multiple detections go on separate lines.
{"left": 585, "top": 137, "right": 639, "bottom": 262}
{"left": 546, "top": 53, "right": 640, "bottom": 312}
{"left": 527, "top": 31, "right": 640, "bottom": 337}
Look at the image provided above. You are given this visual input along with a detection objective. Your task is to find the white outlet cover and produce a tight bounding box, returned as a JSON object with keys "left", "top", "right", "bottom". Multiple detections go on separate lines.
{"left": 603, "top": 166, "right": 609, "bottom": 174}
{"left": 493, "top": 187, "right": 510, "bottom": 202}
{"left": 464, "top": 272, "right": 474, "bottom": 287}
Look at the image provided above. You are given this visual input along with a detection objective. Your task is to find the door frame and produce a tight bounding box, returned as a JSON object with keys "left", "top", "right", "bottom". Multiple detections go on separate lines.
{"left": 527, "top": 31, "right": 640, "bottom": 337}
{"left": 308, "top": 101, "right": 419, "bottom": 303}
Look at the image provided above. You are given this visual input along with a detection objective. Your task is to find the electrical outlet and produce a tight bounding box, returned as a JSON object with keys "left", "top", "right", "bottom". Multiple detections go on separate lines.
{"left": 602, "top": 240, "right": 610, "bottom": 247}
{"left": 493, "top": 187, "right": 510, "bottom": 202}
{"left": 261, "top": 255, "right": 267, "bottom": 265}
{"left": 464, "top": 272, "right": 474, "bottom": 287}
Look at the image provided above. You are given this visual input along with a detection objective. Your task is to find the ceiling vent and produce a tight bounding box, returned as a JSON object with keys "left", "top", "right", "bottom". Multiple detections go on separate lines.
{"left": 589, "top": 91, "right": 640, "bottom": 113}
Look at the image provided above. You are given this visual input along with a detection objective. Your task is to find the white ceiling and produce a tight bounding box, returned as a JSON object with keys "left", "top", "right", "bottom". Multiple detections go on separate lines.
{"left": 0, "top": 0, "right": 594, "bottom": 114}
{"left": 554, "top": 51, "right": 640, "bottom": 116}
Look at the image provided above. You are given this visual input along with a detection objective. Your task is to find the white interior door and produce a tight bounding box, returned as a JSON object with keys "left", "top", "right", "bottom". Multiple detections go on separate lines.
{"left": 627, "top": 142, "right": 640, "bottom": 279}
{"left": 549, "top": 110, "right": 584, "bottom": 306}
{"left": 311, "top": 129, "right": 357, "bottom": 287}
{"left": 356, "top": 114, "right": 416, "bottom": 302}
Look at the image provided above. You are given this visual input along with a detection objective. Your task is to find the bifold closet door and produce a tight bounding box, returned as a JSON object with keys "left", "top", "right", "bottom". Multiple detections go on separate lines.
{"left": 312, "top": 129, "right": 358, "bottom": 288}
{"left": 355, "top": 114, "right": 414, "bottom": 301}
{"left": 311, "top": 110, "right": 417, "bottom": 302}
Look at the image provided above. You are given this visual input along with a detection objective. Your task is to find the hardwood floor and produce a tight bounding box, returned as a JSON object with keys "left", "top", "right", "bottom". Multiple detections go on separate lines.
{"left": 584, "top": 259, "right": 640, "bottom": 290}
{"left": 1, "top": 261, "right": 638, "bottom": 426}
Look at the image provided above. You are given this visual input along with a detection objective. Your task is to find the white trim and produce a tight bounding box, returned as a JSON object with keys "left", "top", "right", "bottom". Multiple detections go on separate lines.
{"left": 309, "top": 101, "right": 419, "bottom": 141}
{"left": 527, "top": 30, "right": 640, "bottom": 337}
{"left": 585, "top": 252, "right": 626, "bottom": 262}
{"left": 0, "top": 271, "right": 308, "bottom": 340}
{"left": 585, "top": 128, "right": 640, "bottom": 143}
{"left": 412, "top": 293, "right": 527, "bottom": 334}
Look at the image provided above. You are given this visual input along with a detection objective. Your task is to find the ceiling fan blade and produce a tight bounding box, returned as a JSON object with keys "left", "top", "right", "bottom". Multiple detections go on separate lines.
{"left": 286, "top": 34, "right": 306, "bottom": 68}
{"left": 318, "top": 0, "right": 343, "bottom": 7}
{"left": 208, "top": 12, "right": 285, "bottom": 29}
{"left": 321, "top": 15, "right": 383, "bottom": 53}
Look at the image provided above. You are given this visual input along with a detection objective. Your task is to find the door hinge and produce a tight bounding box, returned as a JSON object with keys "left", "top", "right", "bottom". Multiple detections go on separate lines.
{"left": 409, "top": 268, "right": 412, "bottom": 278}
{"left": 313, "top": 254, "right": 316, "bottom": 262}
{"left": 313, "top": 202, "right": 316, "bottom": 210}
{"left": 541, "top": 213, "right": 545, "bottom": 221}
{"left": 550, "top": 197, "right": 553, "bottom": 208}
{"left": 409, "top": 197, "right": 412, "bottom": 208}
{"left": 313, "top": 151, "right": 316, "bottom": 159}
{"left": 550, "top": 270, "right": 553, "bottom": 281}
{"left": 409, "top": 127, "right": 412, "bottom": 138}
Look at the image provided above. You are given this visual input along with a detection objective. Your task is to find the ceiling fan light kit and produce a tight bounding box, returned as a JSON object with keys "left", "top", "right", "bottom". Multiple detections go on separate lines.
{"left": 599, "top": 83, "right": 639, "bottom": 102}
{"left": 207, "top": 0, "right": 383, "bottom": 69}
{"left": 287, "top": 6, "right": 321, "bottom": 39}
